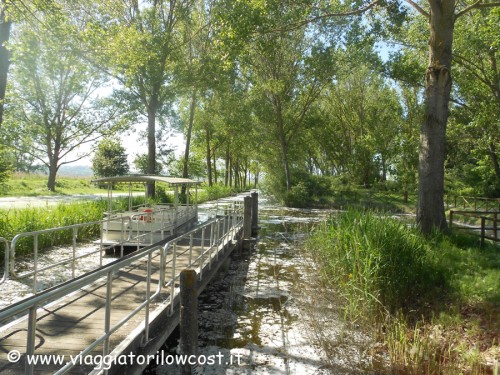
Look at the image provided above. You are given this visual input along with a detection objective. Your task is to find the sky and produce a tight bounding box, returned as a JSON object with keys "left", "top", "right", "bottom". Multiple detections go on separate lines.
{"left": 62, "top": 123, "right": 186, "bottom": 170}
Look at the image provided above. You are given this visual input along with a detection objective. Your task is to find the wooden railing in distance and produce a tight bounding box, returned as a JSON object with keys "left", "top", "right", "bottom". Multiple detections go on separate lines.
{"left": 449, "top": 210, "right": 499, "bottom": 246}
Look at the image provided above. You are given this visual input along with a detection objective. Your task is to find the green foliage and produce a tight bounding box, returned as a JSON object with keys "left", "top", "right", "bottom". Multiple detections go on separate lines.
{"left": 1, "top": 13, "right": 127, "bottom": 191}
{"left": 133, "top": 153, "right": 163, "bottom": 175}
{"left": 154, "top": 186, "right": 173, "bottom": 204}
{"left": 307, "top": 209, "right": 500, "bottom": 373}
{"left": 0, "top": 146, "right": 11, "bottom": 189}
{"left": 0, "top": 201, "right": 104, "bottom": 259}
{"left": 197, "top": 184, "right": 236, "bottom": 203}
{"left": 265, "top": 170, "right": 333, "bottom": 207}
{"left": 92, "top": 138, "right": 129, "bottom": 180}
{"left": 307, "top": 210, "right": 448, "bottom": 321}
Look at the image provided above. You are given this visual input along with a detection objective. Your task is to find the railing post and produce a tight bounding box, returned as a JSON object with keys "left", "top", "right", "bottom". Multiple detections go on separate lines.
{"left": 449, "top": 211, "right": 454, "bottom": 229}
{"left": 25, "top": 305, "right": 38, "bottom": 375}
{"left": 243, "top": 196, "right": 252, "bottom": 250}
{"left": 72, "top": 227, "right": 77, "bottom": 279}
{"left": 251, "top": 191, "right": 259, "bottom": 236}
{"left": 33, "top": 234, "right": 38, "bottom": 294}
{"left": 143, "top": 252, "right": 152, "bottom": 345}
{"left": 100, "top": 221, "right": 104, "bottom": 267}
{"left": 103, "top": 271, "right": 113, "bottom": 363}
{"left": 180, "top": 269, "right": 198, "bottom": 375}
{"left": 120, "top": 219, "right": 124, "bottom": 258}
{"left": 199, "top": 228, "right": 205, "bottom": 280}
{"left": 170, "top": 242, "right": 177, "bottom": 316}
{"left": 189, "top": 233, "right": 194, "bottom": 267}
{"left": 215, "top": 219, "right": 220, "bottom": 261}
{"left": 208, "top": 222, "right": 214, "bottom": 270}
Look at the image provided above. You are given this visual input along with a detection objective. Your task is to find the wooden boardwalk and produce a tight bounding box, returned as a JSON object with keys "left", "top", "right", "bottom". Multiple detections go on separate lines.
{"left": 0, "top": 216, "right": 244, "bottom": 374}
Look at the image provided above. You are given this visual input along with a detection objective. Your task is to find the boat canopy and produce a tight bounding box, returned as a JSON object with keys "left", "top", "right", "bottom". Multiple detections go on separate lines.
{"left": 91, "top": 175, "right": 200, "bottom": 186}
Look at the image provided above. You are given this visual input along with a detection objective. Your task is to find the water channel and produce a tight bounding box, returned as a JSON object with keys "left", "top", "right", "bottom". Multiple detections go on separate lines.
{"left": 146, "top": 195, "right": 372, "bottom": 375}
{"left": 1, "top": 193, "right": 373, "bottom": 373}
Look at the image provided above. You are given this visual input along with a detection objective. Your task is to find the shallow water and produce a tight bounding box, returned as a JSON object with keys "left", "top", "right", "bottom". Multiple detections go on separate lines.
{"left": 149, "top": 196, "right": 348, "bottom": 374}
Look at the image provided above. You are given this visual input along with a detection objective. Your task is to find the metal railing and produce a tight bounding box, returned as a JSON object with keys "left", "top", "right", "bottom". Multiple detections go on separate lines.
{"left": 1, "top": 237, "right": 9, "bottom": 284}
{"left": 5, "top": 217, "right": 131, "bottom": 292}
{"left": 2, "top": 205, "right": 200, "bottom": 291}
{"left": 0, "top": 207, "right": 244, "bottom": 375}
{"left": 164, "top": 205, "right": 243, "bottom": 316}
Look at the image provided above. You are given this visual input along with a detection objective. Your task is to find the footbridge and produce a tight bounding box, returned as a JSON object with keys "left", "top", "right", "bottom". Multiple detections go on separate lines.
{"left": 0, "top": 193, "right": 259, "bottom": 375}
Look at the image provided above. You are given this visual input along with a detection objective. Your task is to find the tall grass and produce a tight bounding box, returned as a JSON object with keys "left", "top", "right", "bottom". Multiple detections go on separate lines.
{"left": 306, "top": 209, "right": 499, "bottom": 373}
{"left": 197, "top": 184, "right": 238, "bottom": 203}
{"left": 0, "top": 196, "right": 145, "bottom": 260}
{"left": 308, "top": 210, "right": 447, "bottom": 321}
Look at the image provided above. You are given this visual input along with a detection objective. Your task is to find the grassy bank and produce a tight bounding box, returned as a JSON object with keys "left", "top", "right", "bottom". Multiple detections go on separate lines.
{"left": 0, "top": 197, "right": 146, "bottom": 260}
{"left": 2, "top": 173, "right": 125, "bottom": 196}
{"left": 306, "top": 210, "right": 499, "bottom": 374}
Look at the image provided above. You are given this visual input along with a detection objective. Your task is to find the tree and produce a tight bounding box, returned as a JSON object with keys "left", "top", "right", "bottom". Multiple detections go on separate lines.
{"left": 450, "top": 8, "right": 500, "bottom": 196}
{"left": 1, "top": 16, "right": 124, "bottom": 191}
{"left": 82, "top": 0, "right": 194, "bottom": 197}
{"left": 392, "top": 0, "right": 500, "bottom": 232}
{"left": 133, "top": 153, "right": 164, "bottom": 175}
{"left": 0, "top": 0, "right": 12, "bottom": 126}
{"left": 0, "top": 0, "right": 64, "bottom": 127}
{"left": 92, "top": 138, "right": 129, "bottom": 179}
{"left": 304, "top": 65, "right": 402, "bottom": 187}
{"left": 305, "top": 0, "right": 500, "bottom": 232}
{"left": 246, "top": 29, "right": 326, "bottom": 191}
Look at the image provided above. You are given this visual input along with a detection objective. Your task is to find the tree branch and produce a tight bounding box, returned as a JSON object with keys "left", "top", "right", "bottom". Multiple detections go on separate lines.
{"left": 404, "top": 0, "right": 430, "bottom": 19}
{"left": 456, "top": 0, "right": 500, "bottom": 18}
{"left": 270, "top": 0, "right": 382, "bottom": 33}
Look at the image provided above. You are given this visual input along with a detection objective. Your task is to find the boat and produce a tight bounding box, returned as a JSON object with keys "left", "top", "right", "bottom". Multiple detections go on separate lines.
{"left": 91, "top": 175, "right": 200, "bottom": 249}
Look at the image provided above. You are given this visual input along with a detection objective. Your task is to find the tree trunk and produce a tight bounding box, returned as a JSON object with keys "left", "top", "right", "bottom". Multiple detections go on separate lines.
{"left": 0, "top": 1, "right": 12, "bottom": 127}
{"left": 417, "top": 0, "right": 455, "bottom": 233}
{"left": 182, "top": 90, "right": 197, "bottom": 195}
{"left": 213, "top": 152, "right": 217, "bottom": 184}
{"left": 489, "top": 142, "right": 500, "bottom": 183}
{"left": 275, "top": 98, "right": 291, "bottom": 191}
{"left": 205, "top": 122, "right": 212, "bottom": 187}
{"left": 47, "top": 162, "right": 58, "bottom": 192}
{"left": 225, "top": 146, "right": 229, "bottom": 187}
{"left": 146, "top": 96, "right": 158, "bottom": 198}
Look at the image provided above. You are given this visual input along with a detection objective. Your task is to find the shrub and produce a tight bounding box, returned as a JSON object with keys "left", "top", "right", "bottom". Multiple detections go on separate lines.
{"left": 283, "top": 182, "right": 309, "bottom": 208}
{"left": 263, "top": 170, "right": 333, "bottom": 207}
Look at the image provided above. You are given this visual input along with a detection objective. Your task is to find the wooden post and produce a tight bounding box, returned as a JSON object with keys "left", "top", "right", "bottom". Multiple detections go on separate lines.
{"left": 243, "top": 196, "right": 252, "bottom": 250}
{"left": 449, "top": 211, "right": 454, "bottom": 229}
{"left": 251, "top": 191, "right": 259, "bottom": 236}
{"left": 180, "top": 269, "right": 198, "bottom": 375}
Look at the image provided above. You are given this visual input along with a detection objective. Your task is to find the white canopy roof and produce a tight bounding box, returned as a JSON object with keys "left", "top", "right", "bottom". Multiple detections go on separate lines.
{"left": 91, "top": 175, "right": 200, "bottom": 186}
